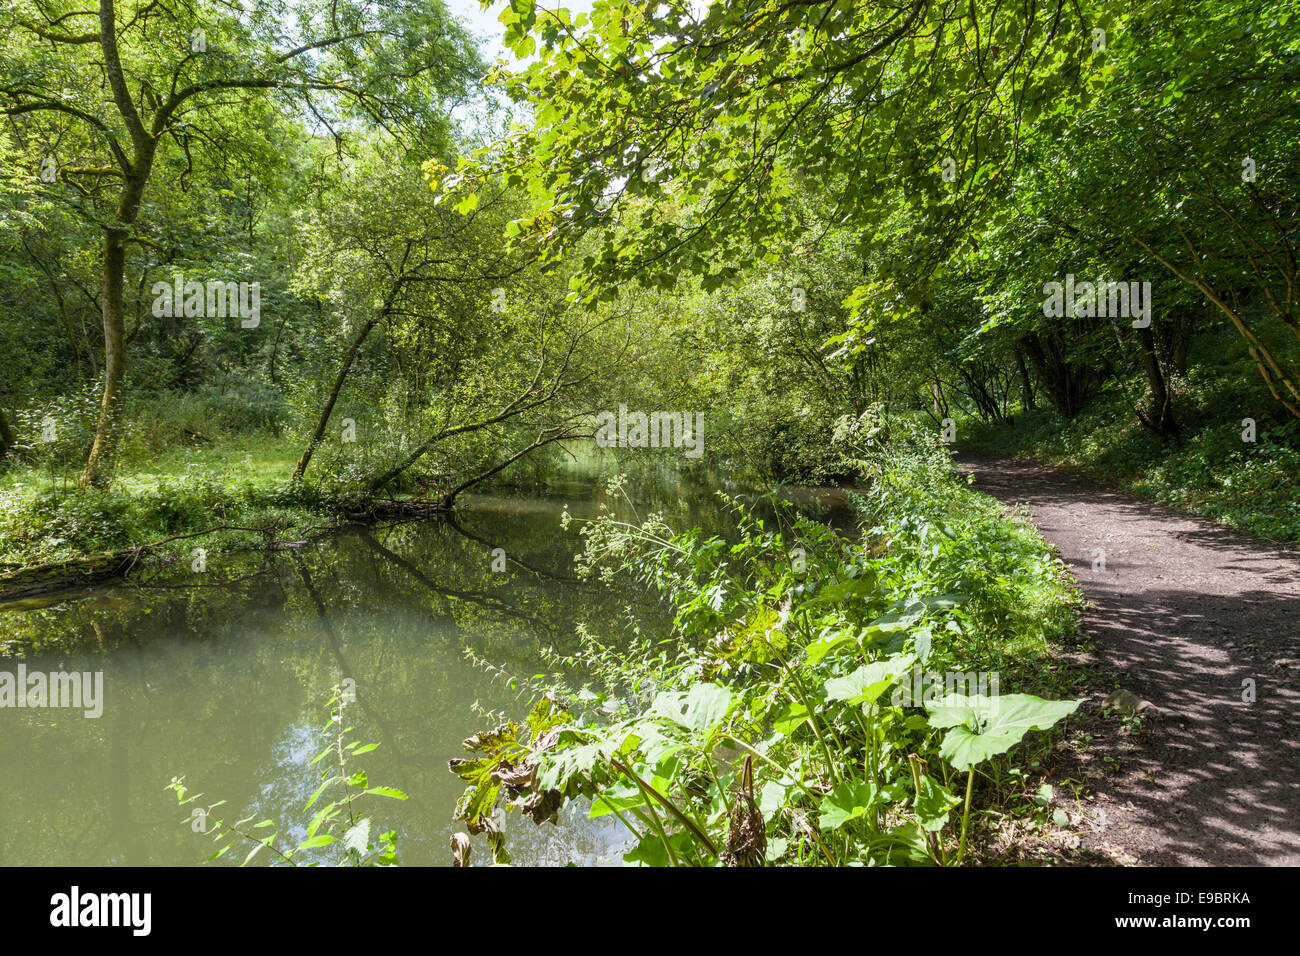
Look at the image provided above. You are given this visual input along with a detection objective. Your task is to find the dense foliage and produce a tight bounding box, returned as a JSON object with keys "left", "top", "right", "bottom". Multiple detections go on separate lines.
{"left": 451, "top": 435, "right": 1082, "bottom": 865}
{"left": 1, "top": 0, "right": 1294, "bottom": 866}
{"left": 4, "top": 0, "right": 1297, "bottom": 544}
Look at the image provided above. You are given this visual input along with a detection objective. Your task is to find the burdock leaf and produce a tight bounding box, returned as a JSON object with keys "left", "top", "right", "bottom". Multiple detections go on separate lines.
{"left": 818, "top": 780, "right": 879, "bottom": 830}
{"left": 913, "top": 775, "right": 959, "bottom": 832}
{"left": 651, "top": 682, "right": 732, "bottom": 734}
{"left": 926, "top": 694, "right": 1080, "bottom": 770}
{"left": 824, "top": 653, "right": 914, "bottom": 705}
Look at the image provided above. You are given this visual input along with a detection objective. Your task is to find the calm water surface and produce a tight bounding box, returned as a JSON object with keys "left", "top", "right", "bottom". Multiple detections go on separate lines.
{"left": 0, "top": 462, "right": 852, "bottom": 866}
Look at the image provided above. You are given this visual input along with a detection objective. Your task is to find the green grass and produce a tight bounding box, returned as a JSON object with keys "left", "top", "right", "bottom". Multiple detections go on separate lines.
{"left": 0, "top": 434, "right": 299, "bottom": 496}
{"left": 0, "top": 434, "right": 328, "bottom": 573}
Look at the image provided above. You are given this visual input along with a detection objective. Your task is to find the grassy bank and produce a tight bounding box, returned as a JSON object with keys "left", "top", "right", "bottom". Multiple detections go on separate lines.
{"left": 0, "top": 434, "right": 340, "bottom": 591}
{"left": 449, "top": 433, "right": 1088, "bottom": 866}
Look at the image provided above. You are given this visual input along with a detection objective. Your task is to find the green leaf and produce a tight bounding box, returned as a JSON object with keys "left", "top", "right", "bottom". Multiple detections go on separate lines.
{"left": 913, "top": 775, "right": 959, "bottom": 832}
{"left": 772, "top": 700, "right": 809, "bottom": 735}
{"left": 804, "top": 632, "right": 856, "bottom": 665}
{"left": 363, "top": 786, "right": 409, "bottom": 800}
{"left": 864, "top": 822, "right": 932, "bottom": 866}
{"left": 304, "top": 779, "right": 331, "bottom": 811}
{"left": 764, "top": 837, "right": 789, "bottom": 863}
{"left": 243, "top": 840, "right": 271, "bottom": 866}
{"left": 824, "top": 653, "right": 914, "bottom": 705}
{"left": 623, "top": 830, "right": 694, "bottom": 867}
{"left": 296, "top": 835, "right": 338, "bottom": 850}
{"left": 651, "top": 682, "right": 731, "bottom": 734}
{"left": 867, "top": 603, "right": 926, "bottom": 632}
{"left": 801, "top": 577, "right": 877, "bottom": 608}
{"left": 926, "top": 694, "right": 1080, "bottom": 770}
{"left": 343, "top": 820, "right": 371, "bottom": 855}
{"left": 758, "top": 780, "right": 788, "bottom": 818}
{"left": 590, "top": 780, "right": 646, "bottom": 818}
{"left": 819, "top": 780, "right": 880, "bottom": 830}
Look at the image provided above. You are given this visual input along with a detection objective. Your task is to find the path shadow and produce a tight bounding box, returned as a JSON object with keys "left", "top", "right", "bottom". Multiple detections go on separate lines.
{"left": 955, "top": 450, "right": 1300, "bottom": 865}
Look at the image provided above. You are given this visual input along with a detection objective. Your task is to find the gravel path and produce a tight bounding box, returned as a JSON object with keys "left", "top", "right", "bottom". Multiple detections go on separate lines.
{"left": 956, "top": 451, "right": 1300, "bottom": 866}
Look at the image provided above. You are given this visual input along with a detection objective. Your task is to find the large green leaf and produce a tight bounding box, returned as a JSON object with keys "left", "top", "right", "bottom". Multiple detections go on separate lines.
{"left": 651, "top": 682, "right": 732, "bottom": 735}
{"left": 823, "top": 653, "right": 914, "bottom": 705}
{"left": 926, "top": 694, "right": 1080, "bottom": 770}
{"left": 819, "top": 780, "right": 880, "bottom": 831}
{"left": 913, "top": 775, "right": 959, "bottom": 832}
{"left": 804, "top": 631, "right": 857, "bottom": 665}
{"left": 590, "top": 779, "right": 647, "bottom": 818}
{"left": 800, "top": 576, "right": 878, "bottom": 608}
{"left": 818, "top": 778, "right": 906, "bottom": 832}
{"left": 867, "top": 602, "right": 927, "bottom": 632}
{"left": 864, "top": 823, "right": 932, "bottom": 866}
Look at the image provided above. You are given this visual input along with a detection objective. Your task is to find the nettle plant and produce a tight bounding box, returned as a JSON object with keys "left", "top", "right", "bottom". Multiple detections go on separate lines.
{"left": 168, "top": 688, "right": 407, "bottom": 866}
{"left": 451, "top": 483, "right": 1079, "bottom": 866}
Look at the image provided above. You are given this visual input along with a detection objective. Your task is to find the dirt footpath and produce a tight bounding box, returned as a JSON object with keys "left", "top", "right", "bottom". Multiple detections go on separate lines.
{"left": 956, "top": 451, "right": 1300, "bottom": 866}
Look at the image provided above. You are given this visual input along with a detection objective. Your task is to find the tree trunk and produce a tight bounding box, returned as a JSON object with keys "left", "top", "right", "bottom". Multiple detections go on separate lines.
{"left": 1135, "top": 325, "right": 1179, "bottom": 438}
{"left": 1128, "top": 233, "right": 1300, "bottom": 420}
{"left": 77, "top": 3, "right": 158, "bottom": 489}
{"left": 438, "top": 429, "right": 578, "bottom": 509}
{"left": 1022, "top": 331, "right": 1095, "bottom": 418}
{"left": 77, "top": 227, "right": 129, "bottom": 488}
{"left": 0, "top": 405, "right": 14, "bottom": 456}
{"left": 1015, "top": 348, "right": 1035, "bottom": 411}
{"left": 1161, "top": 311, "right": 1194, "bottom": 376}
{"left": 291, "top": 314, "right": 384, "bottom": 482}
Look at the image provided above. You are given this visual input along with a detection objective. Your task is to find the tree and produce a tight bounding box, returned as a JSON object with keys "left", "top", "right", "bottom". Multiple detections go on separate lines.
{"left": 451, "top": 1, "right": 1095, "bottom": 297}
{"left": 957, "top": 0, "right": 1300, "bottom": 424}
{"left": 287, "top": 144, "right": 631, "bottom": 502}
{"left": 1, "top": 0, "right": 482, "bottom": 486}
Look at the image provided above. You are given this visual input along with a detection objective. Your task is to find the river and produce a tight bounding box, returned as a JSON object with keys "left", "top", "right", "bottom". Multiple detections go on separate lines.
{"left": 0, "top": 460, "right": 853, "bottom": 866}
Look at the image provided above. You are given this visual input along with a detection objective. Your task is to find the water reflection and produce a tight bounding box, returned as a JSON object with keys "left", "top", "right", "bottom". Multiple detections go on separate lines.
{"left": 0, "top": 460, "right": 853, "bottom": 866}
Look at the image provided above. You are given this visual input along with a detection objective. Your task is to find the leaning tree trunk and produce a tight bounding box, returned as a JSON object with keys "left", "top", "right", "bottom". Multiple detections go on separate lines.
{"left": 292, "top": 276, "right": 405, "bottom": 482}
{"left": 1129, "top": 234, "right": 1300, "bottom": 420}
{"left": 291, "top": 314, "right": 385, "bottom": 482}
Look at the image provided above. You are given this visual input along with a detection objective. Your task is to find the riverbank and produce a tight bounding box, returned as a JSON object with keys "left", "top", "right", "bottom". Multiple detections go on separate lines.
{"left": 0, "top": 436, "right": 334, "bottom": 599}
{"left": 0, "top": 433, "right": 822, "bottom": 600}
{"left": 449, "top": 439, "right": 1092, "bottom": 866}
{"left": 0, "top": 434, "right": 494, "bottom": 600}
